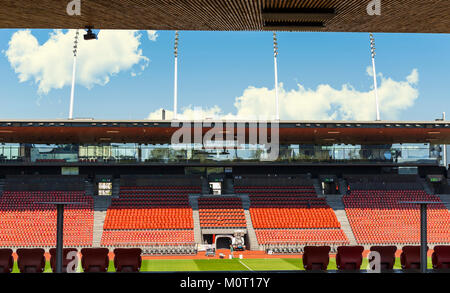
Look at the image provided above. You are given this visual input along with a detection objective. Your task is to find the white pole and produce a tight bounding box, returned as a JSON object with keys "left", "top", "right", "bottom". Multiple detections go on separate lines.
{"left": 273, "top": 32, "right": 279, "bottom": 120}
{"left": 443, "top": 112, "right": 447, "bottom": 168}
{"left": 69, "top": 30, "right": 79, "bottom": 120}
{"left": 69, "top": 56, "right": 77, "bottom": 119}
{"left": 370, "top": 33, "right": 380, "bottom": 121}
{"left": 371, "top": 56, "right": 380, "bottom": 121}
{"left": 173, "top": 31, "right": 179, "bottom": 120}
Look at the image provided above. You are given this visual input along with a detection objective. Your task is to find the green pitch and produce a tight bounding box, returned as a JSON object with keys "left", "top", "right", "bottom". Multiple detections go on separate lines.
{"left": 10, "top": 257, "right": 433, "bottom": 272}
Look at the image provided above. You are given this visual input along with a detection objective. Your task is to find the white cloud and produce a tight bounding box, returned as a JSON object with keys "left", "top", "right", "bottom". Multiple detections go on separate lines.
{"left": 407, "top": 68, "right": 419, "bottom": 84}
{"left": 366, "top": 66, "right": 374, "bottom": 77}
{"left": 148, "top": 69, "right": 419, "bottom": 121}
{"left": 148, "top": 106, "right": 224, "bottom": 120}
{"left": 147, "top": 30, "right": 158, "bottom": 41}
{"left": 5, "top": 29, "right": 149, "bottom": 94}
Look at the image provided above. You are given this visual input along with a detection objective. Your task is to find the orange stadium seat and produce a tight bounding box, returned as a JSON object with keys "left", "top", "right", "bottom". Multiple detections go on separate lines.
{"left": 198, "top": 197, "right": 246, "bottom": 228}
{"left": 343, "top": 185, "right": 450, "bottom": 245}
{"left": 255, "top": 229, "right": 348, "bottom": 245}
{"left": 0, "top": 191, "right": 93, "bottom": 247}
{"left": 235, "top": 185, "right": 348, "bottom": 246}
{"left": 101, "top": 186, "right": 199, "bottom": 247}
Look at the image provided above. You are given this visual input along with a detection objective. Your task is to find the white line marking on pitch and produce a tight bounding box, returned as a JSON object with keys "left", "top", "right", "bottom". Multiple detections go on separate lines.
{"left": 239, "top": 260, "right": 253, "bottom": 271}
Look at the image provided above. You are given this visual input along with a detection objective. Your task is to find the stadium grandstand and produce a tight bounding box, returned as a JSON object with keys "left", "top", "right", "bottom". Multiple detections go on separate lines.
{"left": 0, "top": 0, "right": 449, "bottom": 275}
{"left": 0, "top": 119, "right": 449, "bottom": 272}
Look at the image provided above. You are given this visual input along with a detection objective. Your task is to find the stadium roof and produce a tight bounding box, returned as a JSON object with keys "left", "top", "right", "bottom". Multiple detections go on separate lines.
{"left": 1, "top": 1, "right": 450, "bottom": 33}
{"left": 0, "top": 120, "right": 449, "bottom": 145}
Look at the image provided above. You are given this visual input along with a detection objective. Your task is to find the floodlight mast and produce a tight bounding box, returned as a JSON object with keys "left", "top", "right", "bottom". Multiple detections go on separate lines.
{"left": 273, "top": 32, "right": 280, "bottom": 120}
{"left": 370, "top": 33, "right": 380, "bottom": 121}
{"left": 173, "top": 31, "right": 179, "bottom": 120}
{"left": 69, "top": 30, "right": 79, "bottom": 120}
{"left": 443, "top": 112, "right": 447, "bottom": 169}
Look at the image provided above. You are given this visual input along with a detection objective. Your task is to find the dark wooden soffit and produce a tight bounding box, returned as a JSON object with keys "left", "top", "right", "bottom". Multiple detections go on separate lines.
{"left": 0, "top": 1, "right": 449, "bottom": 33}
{"left": 0, "top": 120, "right": 449, "bottom": 144}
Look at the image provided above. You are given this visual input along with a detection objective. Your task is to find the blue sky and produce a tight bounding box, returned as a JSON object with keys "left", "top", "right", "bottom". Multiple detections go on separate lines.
{"left": 0, "top": 29, "right": 448, "bottom": 121}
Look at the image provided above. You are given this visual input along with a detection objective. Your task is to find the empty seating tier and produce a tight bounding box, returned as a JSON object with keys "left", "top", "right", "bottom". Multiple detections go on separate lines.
{"left": 103, "top": 186, "right": 199, "bottom": 230}
{"left": 0, "top": 191, "right": 93, "bottom": 247}
{"left": 101, "top": 230, "right": 194, "bottom": 246}
{"left": 102, "top": 185, "right": 199, "bottom": 247}
{"left": 198, "top": 197, "right": 246, "bottom": 228}
{"left": 104, "top": 208, "right": 193, "bottom": 229}
{"left": 344, "top": 189, "right": 450, "bottom": 244}
{"left": 235, "top": 186, "right": 340, "bottom": 229}
{"left": 256, "top": 229, "right": 349, "bottom": 245}
{"left": 235, "top": 182, "right": 347, "bottom": 248}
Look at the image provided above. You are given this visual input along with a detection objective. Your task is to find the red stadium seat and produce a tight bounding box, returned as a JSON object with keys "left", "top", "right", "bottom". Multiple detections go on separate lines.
{"left": 235, "top": 184, "right": 348, "bottom": 246}
{"left": 0, "top": 249, "right": 14, "bottom": 273}
{"left": 16, "top": 248, "right": 46, "bottom": 273}
{"left": 49, "top": 248, "right": 79, "bottom": 273}
{"left": 431, "top": 245, "right": 450, "bottom": 270}
{"left": 81, "top": 248, "right": 109, "bottom": 273}
{"left": 113, "top": 248, "right": 142, "bottom": 272}
{"left": 102, "top": 185, "right": 199, "bottom": 247}
{"left": 400, "top": 246, "right": 428, "bottom": 270}
{"left": 0, "top": 191, "right": 94, "bottom": 247}
{"left": 369, "top": 246, "right": 397, "bottom": 270}
{"left": 198, "top": 197, "right": 246, "bottom": 228}
{"left": 343, "top": 184, "right": 450, "bottom": 245}
{"left": 336, "top": 246, "right": 364, "bottom": 271}
{"left": 302, "top": 246, "right": 330, "bottom": 271}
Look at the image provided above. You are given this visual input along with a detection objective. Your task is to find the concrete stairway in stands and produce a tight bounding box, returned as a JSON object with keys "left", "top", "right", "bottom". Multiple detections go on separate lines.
{"left": 92, "top": 210, "right": 107, "bottom": 247}
{"left": 243, "top": 210, "right": 260, "bottom": 250}
{"left": 92, "top": 195, "right": 111, "bottom": 247}
{"left": 326, "top": 194, "right": 357, "bottom": 245}
{"left": 192, "top": 210, "right": 202, "bottom": 244}
{"left": 188, "top": 195, "right": 202, "bottom": 244}
{"left": 240, "top": 193, "right": 260, "bottom": 250}
{"left": 438, "top": 194, "right": 450, "bottom": 211}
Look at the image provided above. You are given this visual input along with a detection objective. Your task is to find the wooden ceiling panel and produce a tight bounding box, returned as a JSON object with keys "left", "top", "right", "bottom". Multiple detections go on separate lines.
{"left": 0, "top": 1, "right": 449, "bottom": 33}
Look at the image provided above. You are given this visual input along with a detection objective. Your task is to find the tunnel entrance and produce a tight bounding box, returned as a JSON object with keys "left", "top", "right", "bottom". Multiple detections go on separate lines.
{"left": 215, "top": 236, "right": 232, "bottom": 249}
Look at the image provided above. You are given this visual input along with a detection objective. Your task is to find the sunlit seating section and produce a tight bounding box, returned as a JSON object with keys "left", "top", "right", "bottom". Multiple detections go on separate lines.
{"left": 101, "top": 230, "right": 194, "bottom": 246}
{"left": 235, "top": 186, "right": 340, "bottom": 229}
{"left": 343, "top": 175, "right": 450, "bottom": 245}
{"left": 103, "top": 186, "right": 198, "bottom": 230}
{"left": 0, "top": 191, "right": 93, "bottom": 247}
{"left": 198, "top": 197, "right": 246, "bottom": 228}
{"left": 234, "top": 175, "right": 347, "bottom": 247}
{"left": 256, "top": 229, "right": 349, "bottom": 245}
{"left": 101, "top": 176, "right": 201, "bottom": 247}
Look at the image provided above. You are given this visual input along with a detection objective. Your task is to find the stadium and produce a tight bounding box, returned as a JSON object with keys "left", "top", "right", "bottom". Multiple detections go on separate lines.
{"left": 0, "top": 0, "right": 449, "bottom": 278}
